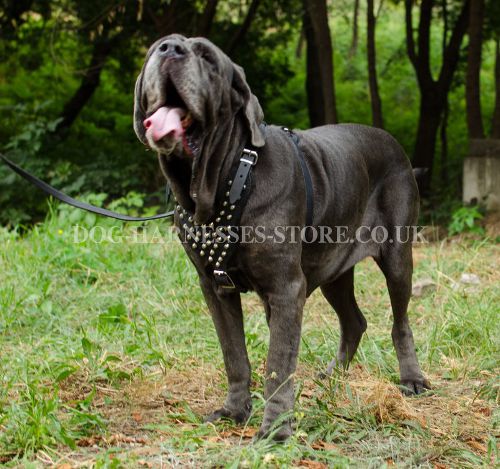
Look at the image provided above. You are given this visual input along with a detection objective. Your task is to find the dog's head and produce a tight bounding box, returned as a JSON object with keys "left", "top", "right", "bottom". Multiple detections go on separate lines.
{"left": 134, "top": 35, "right": 264, "bottom": 222}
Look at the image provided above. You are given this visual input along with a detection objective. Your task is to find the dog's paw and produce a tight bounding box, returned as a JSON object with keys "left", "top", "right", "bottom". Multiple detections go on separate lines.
{"left": 203, "top": 406, "right": 251, "bottom": 425}
{"left": 400, "top": 377, "right": 431, "bottom": 396}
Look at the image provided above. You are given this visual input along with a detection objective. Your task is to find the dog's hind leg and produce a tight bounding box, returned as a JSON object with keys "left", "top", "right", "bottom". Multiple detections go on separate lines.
{"left": 198, "top": 277, "right": 252, "bottom": 424}
{"left": 375, "top": 245, "right": 430, "bottom": 395}
{"left": 320, "top": 267, "right": 367, "bottom": 375}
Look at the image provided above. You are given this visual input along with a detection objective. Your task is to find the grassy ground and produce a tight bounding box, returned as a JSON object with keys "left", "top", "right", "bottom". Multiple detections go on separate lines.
{"left": 0, "top": 212, "right": 498, "bottom": 468}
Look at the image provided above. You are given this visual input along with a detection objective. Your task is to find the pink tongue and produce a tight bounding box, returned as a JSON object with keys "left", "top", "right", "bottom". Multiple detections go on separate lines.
{"left": 144, "top": 107, "right": 186, "bottom": 142}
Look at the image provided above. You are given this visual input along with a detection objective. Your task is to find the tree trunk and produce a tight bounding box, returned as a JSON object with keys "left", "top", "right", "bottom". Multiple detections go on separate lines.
{"left": 197, "top": 0, "right": 219, "bottom": 37}
{"left": 303, "top": 0, "right": 337, "bottom": 126}
{"left": 466, "top": 0, "right": 485, "bottom": 138}
{"left": 440, "top": 0, "right": 449, "bottom": 185}
{"left": 413, "top": 91, "right": 444, "bottom": 170}
{"left": 440, "top": 100, "right": 449, "bottom": 185}
{"left": 405, "top": 0, "right": 470, "bottom": 192}
{"left": 349, "top": 0, "right": 360, "bottom": 57}
{"left": 367, "top": 0, "right": 384, "bottom": 128}
{"left": 491, "top": 39, "right": 500, "bottom": 138}
{"left": 55, "top": 39, "right": 114, "bottom": 133}
{"left": 226, "top": 0, "right": 261, "bottom": 54}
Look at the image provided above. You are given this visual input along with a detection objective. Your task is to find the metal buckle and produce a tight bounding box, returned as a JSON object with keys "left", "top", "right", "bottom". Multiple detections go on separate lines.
{"left": 241, "top": 148, "right": 258, "bottom": 166}
{"left": 214, "top": 270, "right": 236, "bottom": 289}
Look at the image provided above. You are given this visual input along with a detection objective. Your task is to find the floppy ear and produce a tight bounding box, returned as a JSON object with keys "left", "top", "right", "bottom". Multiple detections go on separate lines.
{"left": 231, "top": 64, "right": 265, "bottom": 147}
{"left": 133, "top": 70, "right": 147, "bottom": 145}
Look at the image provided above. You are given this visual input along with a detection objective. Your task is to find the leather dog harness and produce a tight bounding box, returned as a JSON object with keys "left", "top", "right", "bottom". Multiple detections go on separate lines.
{"left": 0, "top": 127, "right": 314, "bottom": 291}
{"left": 176, "top": 126, "right": 314, "bottom": 290}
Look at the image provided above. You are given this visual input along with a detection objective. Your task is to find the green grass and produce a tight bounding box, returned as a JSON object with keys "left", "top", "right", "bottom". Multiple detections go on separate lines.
{"left": 0, "top": 210, "right": 498, "bottom": 467}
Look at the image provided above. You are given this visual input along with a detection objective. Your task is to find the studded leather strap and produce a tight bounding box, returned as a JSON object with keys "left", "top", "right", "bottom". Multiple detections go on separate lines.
{"left": 176, "top": 145, "right": 258, "bottom": 290}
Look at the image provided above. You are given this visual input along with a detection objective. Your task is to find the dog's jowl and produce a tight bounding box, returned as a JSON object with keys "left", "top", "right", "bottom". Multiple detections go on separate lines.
{"left": 134, "top": 34, "right": 430, "bottom": 440}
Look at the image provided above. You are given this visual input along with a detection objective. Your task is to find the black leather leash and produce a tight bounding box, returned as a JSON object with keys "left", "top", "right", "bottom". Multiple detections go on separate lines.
{"left": 0, "top": 126, "right": 314, "bottom": 228}
{"left": 0, "top": 153, "right": 174, "bottom": 222}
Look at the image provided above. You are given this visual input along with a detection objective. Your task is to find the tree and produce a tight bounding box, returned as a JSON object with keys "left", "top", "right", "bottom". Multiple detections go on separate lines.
{"left": 55, "top": 1, "right": 144, "bottom": 133}
{"left": 464, "top": 0, "right": 500, "bottom": 139}
{"left": 466, "top": 0, "right": 485, "bottom": 138}
{"left": 198, "top": 0, "right": 219, "bottom": 37}
{"left": 226, "top": 0, "right": 261, "bottom": 54}
{"left": 349, "top": 0, "right": 360, "bottom": 57}
{"left": 367, "top": 0, "right": 384, "bottom": 128}
{"left": 303, "top": 0, "right": 338, "bottom": 126}
{"left": 405, "top": 0, "right": 470, "bottom": 190}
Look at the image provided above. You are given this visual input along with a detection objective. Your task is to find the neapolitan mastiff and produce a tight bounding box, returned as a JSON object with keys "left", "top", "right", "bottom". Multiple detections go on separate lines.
{"left": 133, "top": 34, "right": 430, "bottom": 440}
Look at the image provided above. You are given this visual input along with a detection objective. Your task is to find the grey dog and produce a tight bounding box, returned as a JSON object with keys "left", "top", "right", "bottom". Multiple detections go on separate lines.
{"left": 133, "top": 34, "right": 430, "bottom": 440}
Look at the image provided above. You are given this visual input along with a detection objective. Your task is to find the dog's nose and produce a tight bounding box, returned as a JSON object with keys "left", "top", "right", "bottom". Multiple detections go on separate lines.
{"left": 158, "top": 40, "right": 186, "bottom": 59}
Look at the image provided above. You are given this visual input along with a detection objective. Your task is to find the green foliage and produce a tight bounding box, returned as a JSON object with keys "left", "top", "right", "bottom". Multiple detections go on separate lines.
{"left": 0, "top": 379, "right": 104, "bottom": 455}
{"left": 448, "top": 205, "right": 485, "bottom": 236}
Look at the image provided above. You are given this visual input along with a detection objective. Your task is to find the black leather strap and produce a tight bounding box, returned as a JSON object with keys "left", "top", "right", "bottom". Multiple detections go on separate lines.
{"left": 282, "top": 128, "right": 314, "bottom": 226}
{"left": 213, "top": 148, "right": 257, "bottom": 289}
{"left": 228, "top": 149, "right": 257, "bottom": 204}
{"left": 0, "top": 153, "right": 174, "bottom": 222}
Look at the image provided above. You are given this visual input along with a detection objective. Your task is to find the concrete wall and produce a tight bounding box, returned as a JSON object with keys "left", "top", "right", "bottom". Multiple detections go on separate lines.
{"left": 463, "top": 139, "right": 500, "bottom": 211}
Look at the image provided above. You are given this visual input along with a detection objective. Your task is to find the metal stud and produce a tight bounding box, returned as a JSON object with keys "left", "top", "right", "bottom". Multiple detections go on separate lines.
{"left": 176, "top": 205, "right": 181, "bottom": 211}
{"left": 188, "top": 216, "right": 193, "bottom": 222}
{"left": 217, "top": 237, "right": 223, "bottom": 243}
{"left": 195, "top": 237, "right": 200, "bottom": 243}
{"left": 187, "top": 234, "right": 191, "bottom": 240}
{"left": 213, "top": 243, "right": 218, "bottom": 249}
{"left": 208, "top": 256, "right": 213, "bottom": 262}
{"left": 215, "top": 262, "right": 220, "bottom": 267}
{"left": 179, "top": 213, "right": 184, "bottom": 219}
{"left": 224, "top": 244, "right": 229, "bottom": 249}
{"left": 216, "top": 217, "right": 221, "bottom": 223}
{"left": 225, "top": 191, "right": 230, "bottom": 197}
{"left": 220, "top": 211, "right": 225, "bottom": 216}
{"left": 243, "top": 185, "right": 246, "bottom": 189}
{"left": 202, "top": 244, "right": 207, "bottom": 249}
{"left": 230, "top": 205, "right": 235, "bottom": 210}
{"left": 228, "top": 180, "right": 233, "bottom": 185}
{"left": 221, "top": 251, "right": 226, "bottom": 257}
{"left": 192, "top": 243, "right": 197, "bottom": 249}
{"left": 210, "top": 249, "right": 215, "bottom": 256}
{"left": 206, "top": 240, "right": 212, "bottom": 245}
{"left": 223, "top": 201, "right": 228, "bottom": 206}
{"left": 218, "top": 257, "right": 223, "bottom": 262}
{"left": 200, "top": 250, "right": 205, "bottom": 256}
{"left": 227, "top": 215, "right": 232, "bottom": 220}
{"left": 196, "top": 231, "right": 201, "bottom": 238}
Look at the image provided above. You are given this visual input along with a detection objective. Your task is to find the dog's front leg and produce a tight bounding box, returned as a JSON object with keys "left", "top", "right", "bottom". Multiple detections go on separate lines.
{"left": 259, "top": 273, "right": 307, "bottom": 440}
{"left": 199, "top": 277, "right": 252, "bottom": 424}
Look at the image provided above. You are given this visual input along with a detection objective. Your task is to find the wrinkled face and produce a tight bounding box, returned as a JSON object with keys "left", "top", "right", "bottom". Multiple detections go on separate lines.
{"left": 134, "top": 34, "right": 237, "bottom": 159}
{"left": 134, "top": 35, "right": 265, "bottom": 223}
